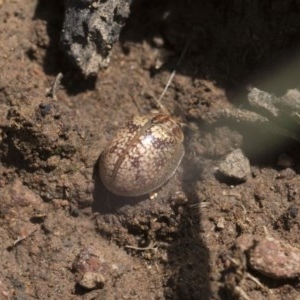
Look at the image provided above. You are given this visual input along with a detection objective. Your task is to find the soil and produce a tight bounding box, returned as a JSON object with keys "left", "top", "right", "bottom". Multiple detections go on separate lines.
{"left": 1, "top": 1, "right": 300, "bottom": 299}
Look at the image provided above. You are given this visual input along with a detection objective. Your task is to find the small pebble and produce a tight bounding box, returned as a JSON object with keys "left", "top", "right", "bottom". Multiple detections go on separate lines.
{"left": 152, "top": 35, "right": 164, "bottom": 48}
{"left": 73, "top": 247, "right": 109, "bottom": 290}
{"left": 79, "top": 272, "right": 105, "bottom": 290}
{"left": 218, "top": 149, "right": 251, "bottom": 182}
{"left": 215, "top": 217, "right": 225, "bottom": 230}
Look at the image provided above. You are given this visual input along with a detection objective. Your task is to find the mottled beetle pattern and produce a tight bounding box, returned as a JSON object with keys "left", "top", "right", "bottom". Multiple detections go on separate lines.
{"left": 99, "top": 113, "right": 184, "bottom": 196}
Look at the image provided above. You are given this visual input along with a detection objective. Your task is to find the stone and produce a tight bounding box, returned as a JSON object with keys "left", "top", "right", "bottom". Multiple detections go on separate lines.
{"left": 218, "top": 149, "right": 251, "bottom": 182}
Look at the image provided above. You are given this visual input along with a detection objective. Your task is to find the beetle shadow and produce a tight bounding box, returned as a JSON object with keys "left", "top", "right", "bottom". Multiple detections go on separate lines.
{"left": 91, "top": 156, "right": 147, "bottom": 214}
{"left": 162, "top": 126, "right": 212, "bottom": 298}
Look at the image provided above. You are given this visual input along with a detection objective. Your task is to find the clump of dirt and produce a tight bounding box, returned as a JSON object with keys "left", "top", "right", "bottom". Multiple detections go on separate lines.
{"left": 1, "top": 0, "right": 300, "bottom": 299}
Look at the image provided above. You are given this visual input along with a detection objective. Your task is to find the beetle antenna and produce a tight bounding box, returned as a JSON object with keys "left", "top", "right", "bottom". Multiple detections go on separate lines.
{"left": 156, "top": 39, "right": 190, "bottom": 113}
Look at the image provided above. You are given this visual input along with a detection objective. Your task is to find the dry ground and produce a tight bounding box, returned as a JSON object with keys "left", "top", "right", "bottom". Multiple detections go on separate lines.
{"left": 1, "top": 1, "right": 300, "bottom": 299}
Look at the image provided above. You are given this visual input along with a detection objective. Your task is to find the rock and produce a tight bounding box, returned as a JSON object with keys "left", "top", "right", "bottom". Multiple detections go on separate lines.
{"left": 235, "top": 234, "right": 300, "bottom": 279}
{"left": 249, "top": 236, "right": 300, "bottom": 279}
{"left": 78, "top": 272, "right": 105, "bottom": 290}
{"left": 215, "top": 217, "right": 225, "bottom": 230}
{"left": 218, "top": 149, "right": 251, "bottom": 182}
{"left": 278, "top": 89, "right": 300, "bottom": 124}
{"left": 248, "top": 87, "right": 279, "bottom": 117}
{"left": 203, "top": 87, "right": 300, "bottom": 142}
{"left": 61, "top": 0, "right": 132, "bottom": 76}
{"left": 73, "top": 246, "right": 113, "bottom": 290}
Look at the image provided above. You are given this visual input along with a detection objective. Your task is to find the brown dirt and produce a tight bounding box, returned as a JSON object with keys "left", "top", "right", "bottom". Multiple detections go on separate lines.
{"left": 1, "top": 0, "right": 300, "bottom": 299}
